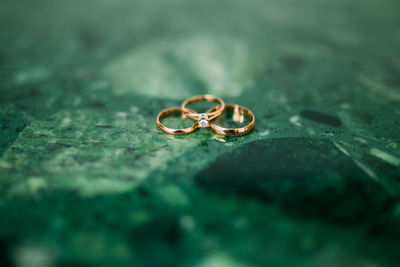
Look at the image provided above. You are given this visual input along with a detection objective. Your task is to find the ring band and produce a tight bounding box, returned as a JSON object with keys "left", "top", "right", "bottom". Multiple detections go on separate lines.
{"left": 208, "top": 104, "right": 255, "bottom": 136}
{"left": 156, "top": 107, "right": 198, "bottom": 134}
{"left": 181, "top": 94, "right": 225, "bottom": 121}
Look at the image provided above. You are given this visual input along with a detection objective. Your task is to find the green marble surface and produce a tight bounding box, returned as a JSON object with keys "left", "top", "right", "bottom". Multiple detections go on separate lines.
{"left": 1, "top": 0, "right": 400, "bottom": 266}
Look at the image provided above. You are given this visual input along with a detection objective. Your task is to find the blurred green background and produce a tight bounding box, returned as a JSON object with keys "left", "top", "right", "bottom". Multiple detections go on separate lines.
{"left": 1, "top": 0, "right": 400, "bottom": 266}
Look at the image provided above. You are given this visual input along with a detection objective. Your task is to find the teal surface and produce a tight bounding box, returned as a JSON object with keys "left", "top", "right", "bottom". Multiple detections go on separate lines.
{"left": 1, "top": 0, "right": 400, "bottom": 266}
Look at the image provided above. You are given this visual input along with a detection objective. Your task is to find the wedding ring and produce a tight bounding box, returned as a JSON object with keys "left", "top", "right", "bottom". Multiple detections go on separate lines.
{"left": 181, "top": 94, "right": 225, "bottom": 128}
{"left": 208, "top": 104, "right": 255, "bottom": 136}
{"left": 156, "top": 107, "right": 198, "bottom": 134}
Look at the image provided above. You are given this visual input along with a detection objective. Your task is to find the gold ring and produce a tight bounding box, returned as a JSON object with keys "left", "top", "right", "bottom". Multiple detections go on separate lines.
{"left": 208, "top": 104, "right": 255, "bottom": 136}
{"left": 181, "top": 94, "right": 225, "bottom": 128}
{"left": 156, "top": 107, "right": 198, "bottom": 134}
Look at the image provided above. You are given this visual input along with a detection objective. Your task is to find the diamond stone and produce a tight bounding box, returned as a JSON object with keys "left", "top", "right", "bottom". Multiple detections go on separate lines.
{"left": 198, "top": 113, "right": 209, "bottom": 128}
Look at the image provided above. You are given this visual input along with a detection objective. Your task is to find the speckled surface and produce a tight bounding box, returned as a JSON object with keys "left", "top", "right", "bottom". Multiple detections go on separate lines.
{"left": 1, "top": 0, "right": 400, "bottom": 266}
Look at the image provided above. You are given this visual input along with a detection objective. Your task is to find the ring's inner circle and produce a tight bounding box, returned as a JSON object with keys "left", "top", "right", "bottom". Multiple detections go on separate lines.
{"left": 161, "top": 111, "right": 196, "bottom": 129}
{"left": 185, "top": 100, "right": 220, "bottom": 114}
{"left": 211, "top": 106, "right": 251, "bottom": 128}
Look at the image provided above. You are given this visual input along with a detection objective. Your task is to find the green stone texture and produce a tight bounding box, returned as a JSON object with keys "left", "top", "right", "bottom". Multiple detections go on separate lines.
{"left": 1, "top": 0, "right": 400, "bottom": 266}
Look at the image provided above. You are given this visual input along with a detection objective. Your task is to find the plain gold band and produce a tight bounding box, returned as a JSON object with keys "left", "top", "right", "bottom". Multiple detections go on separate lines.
{"left": 181, "top": 94, "right": 225, "bottom": 121}
{"left": 208, "top": 104, "right": 255, "bottom": 136}
{"left": 156, "top": 107, "right": 198, "bottom": 134}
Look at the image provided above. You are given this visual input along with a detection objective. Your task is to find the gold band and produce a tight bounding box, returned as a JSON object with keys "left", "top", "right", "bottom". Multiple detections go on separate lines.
{"left": 208, "top": 104, "right": 255, "bottom": 136}
{"left": 181, "top": 94, "right": 225, "bottom": 121}
{"left": 156, "top": 107, "right": 198, "bottom": 134}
